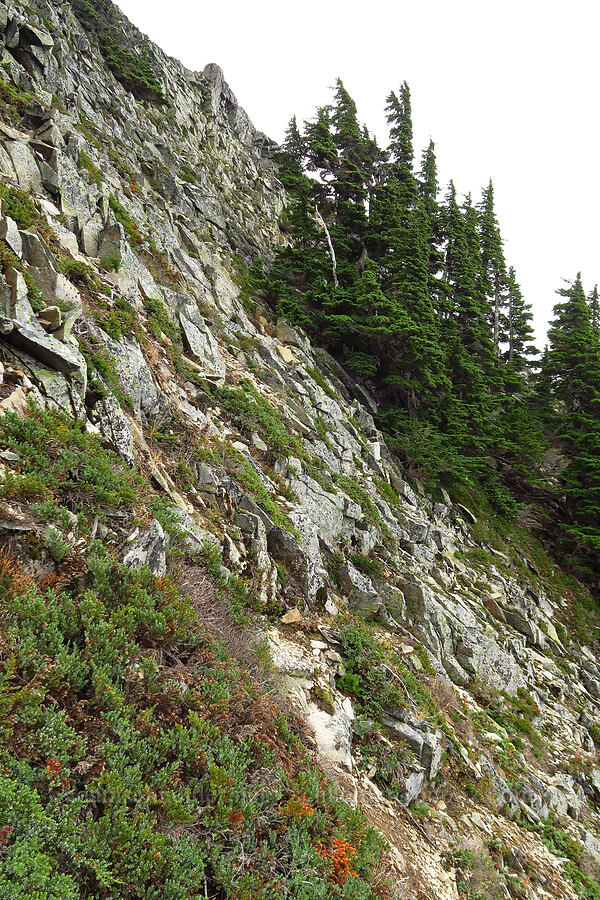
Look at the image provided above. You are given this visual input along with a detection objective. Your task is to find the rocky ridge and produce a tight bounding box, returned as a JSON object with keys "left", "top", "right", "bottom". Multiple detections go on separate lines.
{"left": 0, "top": 1, "right": 599, "bottom": 897}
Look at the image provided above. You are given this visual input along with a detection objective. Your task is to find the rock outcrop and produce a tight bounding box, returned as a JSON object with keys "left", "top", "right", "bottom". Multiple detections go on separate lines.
{"left": 0, "top": 1, "right": 598, "bottom": 897}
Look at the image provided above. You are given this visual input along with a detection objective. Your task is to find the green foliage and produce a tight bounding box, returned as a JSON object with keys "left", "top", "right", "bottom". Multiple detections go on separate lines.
{"left": 78, "top": 149, "right": 103, "bottom": 185}
{"left": 58, "top": 258, "right": 105, "bottom": 294}
{"left": 215, "top": 379, "right": 303, "bottom": 460}
{"left": 0, "top": 77, "right": 33, "bottom": 125}
{"left": 43, "top": 526, "right": 71, "bottom": 564}
{"left": 22, "top": 271, "right": 49, "bottom": 313}
{"left": 109, "top": 194, "right": 144, "bottom": 247}
{"left": 483, "top": 688, "right": 542, "bottom": 750}
{"left": 143, "top": 295, "right": 181, "bottom": 344}
{"left": 333, "top": 476, "right": 381, "bottom": 527}
{"left": 336, "top": 620, "right": 403, "bottom": 723}
{"left": 0, "top": 403, "right": 138, "bottom": 514}
{"left": 350, "top": 552, "right": 384, "bottom": 579}
{"left": 69, "top": 0, "right": 165, "bottom": 103}
{"left": 0, "top": 182, "right": 43, "bottom": 230}
{"left": 99, "top": 248, "right": 121, "bottom": 271}
{"left": 81, "top": 345, "right": 134, "bottom": 410}
{"left": 93, "top": 296, "right": 139, "bottom": 340}
{"left": 357, "top": 741, "right": 413, "bottom": 800}
{"left": 325, "top": 550, "right": 345, "bottom": 585}
{"left": 372, "top": 475, "right": 400, "bottom": 508}
{"left": 0, "top": 404, "right": 387, "bottom": 898}
{"left": 76, "top": 113, "right": 102, "bottom": 150}
{"left": 306, "top": 365, "right": 339, "bottom": 400}
{"left": 449, "top": 845, "right": 506, "bottom": 900}
{"left": 222, "top": 443, "right": 299, "bottom": 538}
{"left": 517, "top": 814, "right": 600, "bottom": 900}
{"left": 541, "top": 273, "right": 600, "bottom": 580}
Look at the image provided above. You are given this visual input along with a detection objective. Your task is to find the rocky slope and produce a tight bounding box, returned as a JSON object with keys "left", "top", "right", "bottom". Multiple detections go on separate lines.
{"left": 0, "top": 1, "right": 599, "bottom": 897}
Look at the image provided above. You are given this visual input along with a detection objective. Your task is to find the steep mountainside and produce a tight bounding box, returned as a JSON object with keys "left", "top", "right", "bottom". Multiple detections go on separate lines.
{"left": 0, "top": 1, "right": 599, "bottom": 898}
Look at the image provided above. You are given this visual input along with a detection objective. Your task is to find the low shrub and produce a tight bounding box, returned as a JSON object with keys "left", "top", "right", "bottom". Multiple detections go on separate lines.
{"left": 0, "top": 406, "right": 388, "bottom": 897}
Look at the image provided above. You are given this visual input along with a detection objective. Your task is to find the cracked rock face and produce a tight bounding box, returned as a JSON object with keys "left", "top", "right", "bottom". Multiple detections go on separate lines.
{"left": 0, "top": 1, "right": 598, "bottom": 897}
{"left": 123, "top": 519, "right": 167, "bottom": 578}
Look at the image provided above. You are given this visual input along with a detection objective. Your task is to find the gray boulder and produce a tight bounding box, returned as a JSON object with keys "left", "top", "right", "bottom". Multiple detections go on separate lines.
{"left": 397, "top": 768, "right": 426, "bottom": 806}
{"left": 582, "top": 672, "right": 600, "bottom": 699}
{"left": 267, "top": 525, "right": 321, "bottom": 600}
{"left": 94, "top": 393, "right": 135, "bottom": 463}
{"left": 178, "top": 299, "right": 225, "bottom": 382}
{"left": 0, "top": 216, "right": 22, "bottom": 256}
{"left": 455, "top": 630, "right": 525, "bottom": 695}
{"left": 123, "top": 519, "right": 167, "bottom": 577}
{"left": 3, "top": 269, "right": 86, "bottom": 377}
{"left": 101, "top": 333, "right": 160, "bottom": 422}
{"left": 338, "top": 561, "right": 380, "bottom": 617}
{"left": 382, "top": 716, "right": 442, "bottom": 779}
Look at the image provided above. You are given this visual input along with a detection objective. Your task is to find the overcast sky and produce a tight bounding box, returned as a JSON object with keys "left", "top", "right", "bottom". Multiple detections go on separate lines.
{"left": 116, "top": 0, "right": 600, "bottom": 344}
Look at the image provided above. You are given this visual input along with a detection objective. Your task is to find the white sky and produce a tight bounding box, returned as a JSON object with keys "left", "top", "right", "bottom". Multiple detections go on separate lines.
{"left": 116, "top": 0, "right": 600, "bottom": 345}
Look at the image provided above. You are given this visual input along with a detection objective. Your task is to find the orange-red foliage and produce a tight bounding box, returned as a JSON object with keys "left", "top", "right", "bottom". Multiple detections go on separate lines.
{"left": 316, "top": 838, "right": 358, "bottom": 885}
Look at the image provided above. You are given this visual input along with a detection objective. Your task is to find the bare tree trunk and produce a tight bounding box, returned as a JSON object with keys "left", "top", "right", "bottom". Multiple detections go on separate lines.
{"left": 356, "top": 243, "right": 367, "bottom": 274}
{"left": 315, "top": 205, "right": 338, "bottom": 288}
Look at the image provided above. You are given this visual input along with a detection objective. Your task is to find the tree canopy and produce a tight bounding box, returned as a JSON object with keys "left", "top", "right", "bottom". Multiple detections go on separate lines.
{"left": 262, "top": 80, "right": 600, "bottom": 587}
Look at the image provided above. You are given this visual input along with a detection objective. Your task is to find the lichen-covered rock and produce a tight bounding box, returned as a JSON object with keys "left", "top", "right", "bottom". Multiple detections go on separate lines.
{"left": 178, "top": 300, "right": 225, "bottom": 381}
{"left": 338, "top": 560, "right": 381, "bottom": 617}
{"left": 398, "top": 768, "right": 426, "bottom": 806}
{"left": 0, "top": 215, "right": 22, "bottom": 256}
{"left": 307, "top": 695, "right": 355, "bottom": 771}
{"left": 101, "top": 333, "right": 160, "bottom": 422}
{"left": 123, "top": 519, "right": 167, "bottom": 577}
{"left": 267, "top": 524, "right": 322, "bottom": 600}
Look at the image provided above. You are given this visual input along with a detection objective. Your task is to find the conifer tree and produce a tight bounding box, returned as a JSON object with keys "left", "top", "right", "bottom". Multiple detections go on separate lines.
{"left": 477, "top": 180, "right": 506, "bottom": 355}
{"left": 588, "top": 284, "right": 600, "bottom": 339}
{"left": 385, "top": 83, "right": 417, "bottom": 208}
{"left": 276, "top": 117, "right": 316, "bottom": 237}
{"left": 303, "top": 106, "right": 337, "bottom": 175}
{"left": 417, "top": 139, "right": 444, "bottom": 310}
{"left": 386, "top": 82, "right": 413, "bottom": 171}
{"left": 266, "top": 117, "right": 333, "bottom": 325}
{"left": 443, "top": 188, "right": 494, "bottom": 361}
{"left": 543, "top": 274, "right": 600, "bottom": 575}
{"left": 260, "top": 81, "right": 565, "bottom": 521}
{"left": 418, "top": 140, "right": 438, "bottom": 214}
{"left": 328, "top": 79, "right": 375, "bottom": 269}
{"left": 504, "top": 266, "right": 537, "bottom": 372}
{"left": 439, "top": 185, "right": 500, "bottom": 464}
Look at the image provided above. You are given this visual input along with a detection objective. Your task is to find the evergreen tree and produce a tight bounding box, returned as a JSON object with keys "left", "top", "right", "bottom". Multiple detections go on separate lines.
{"left": 266, "top": 117, "right": 334, "bottom": 325}
{"left": 543, "top": 274, "right": 600, "bottom": 576}
{"left": 386, "top": 81, "right": 413, "bottom": 170}
{"left": 504, "top": 266, "right": 537, "bottom": 372}
{"left": 418, "top": 139, "right": 438, "bottom": 216}
{"left": 588, "top": 284, "right": 600, "bottom": 340}
{"left": 417, "top": 139, "right": 444, "bottom": 310}
{"left": 276, "top": 117, "right": 315, "bottom": 237}
{"left": 303, "top": 106, "right": 337, "bottom": 175}
{"left": 439, "top": 185, "right": 500, "bottom": 465}
{"left": 259, "top": 80, "right": 570, "bottom": 535}
{"left": 385, "top": 83, "right": 417, "bottom": 208}
{"left": 443, "top": 188, "right": 495, "bottom": 363}
{"left": 329, "top": 79, "right": 376, "bottom": 269}
{"left": 477, "top": 180, "right": 506, "bottom": 355}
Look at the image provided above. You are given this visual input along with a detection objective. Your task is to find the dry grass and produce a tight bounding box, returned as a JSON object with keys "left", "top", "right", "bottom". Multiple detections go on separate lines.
{"left": 177, "top": 563, "right": 261, "bottom": 666}
{"left": 0, "top": 544, "right": 34, "bottom": 594}
{"left": 429, "top": 676, "right": 475, "bottom": 744}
